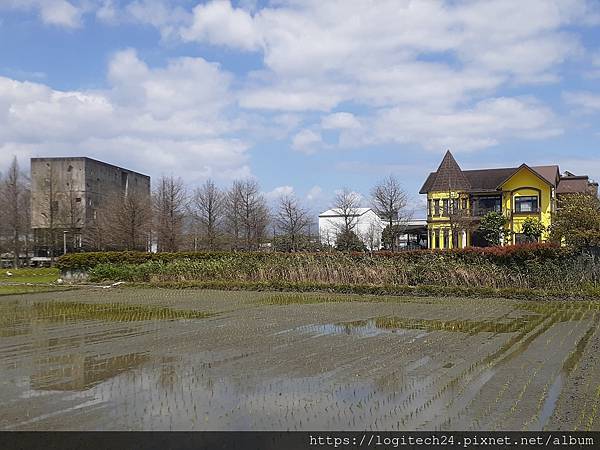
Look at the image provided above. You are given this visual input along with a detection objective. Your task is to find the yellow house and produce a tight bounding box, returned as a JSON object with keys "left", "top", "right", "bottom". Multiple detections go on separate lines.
{"left": 420, "top": 151, "right": 598, "bottom": 249}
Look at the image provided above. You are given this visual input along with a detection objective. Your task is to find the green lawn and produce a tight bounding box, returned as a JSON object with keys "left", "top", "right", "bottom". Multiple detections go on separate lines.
{"left": 0, "top": 268, "right": 60, "bottom": 284}
{"left": 0, "top": 268, "right": 64, "bottom": 296}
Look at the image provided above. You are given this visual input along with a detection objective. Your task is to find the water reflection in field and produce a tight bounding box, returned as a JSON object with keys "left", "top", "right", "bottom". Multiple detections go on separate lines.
{"left": 0, "top": 290, "right": 599, "bottom": 431}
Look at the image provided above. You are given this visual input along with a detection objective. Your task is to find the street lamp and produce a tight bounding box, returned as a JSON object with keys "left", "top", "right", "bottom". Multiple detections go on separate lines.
{"left": 63, "top": 230, "right": 69, "bottom": 255}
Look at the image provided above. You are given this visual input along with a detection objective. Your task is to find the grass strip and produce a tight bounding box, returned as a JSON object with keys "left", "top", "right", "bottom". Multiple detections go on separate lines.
{"left": 125, "top": 280, "right": 600, "bottom": 302}
{"left": 0, "top": 285, "right": 79, "bottom": 296}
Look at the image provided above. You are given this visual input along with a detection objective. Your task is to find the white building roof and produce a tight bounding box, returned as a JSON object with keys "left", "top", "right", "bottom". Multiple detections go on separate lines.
{"left": 318, "top": 207, "right": 373, "bottom": 218}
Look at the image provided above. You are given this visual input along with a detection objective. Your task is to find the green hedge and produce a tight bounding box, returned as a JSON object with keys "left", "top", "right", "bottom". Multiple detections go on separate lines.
{"left": 54, "top": 244, "right": 600, "bottom": 293}
{"left": 57, "top": 244, "right": 572, "bottom": 271}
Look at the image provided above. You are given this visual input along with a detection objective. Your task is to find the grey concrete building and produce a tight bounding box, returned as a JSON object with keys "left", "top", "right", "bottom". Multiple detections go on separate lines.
{"left": 31, "top": 157, "right": 150, "bottom": 256}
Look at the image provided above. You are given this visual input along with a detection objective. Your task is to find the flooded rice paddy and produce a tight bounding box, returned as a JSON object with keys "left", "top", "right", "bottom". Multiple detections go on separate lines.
{"left": 1, "top": 288, "right": 599, "bottom": 431}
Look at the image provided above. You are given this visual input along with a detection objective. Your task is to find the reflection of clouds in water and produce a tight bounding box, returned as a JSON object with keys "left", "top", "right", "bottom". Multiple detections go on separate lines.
{"left": 77, "top": 357, "right": 391, "bottom": 430}
{"left": 0, "top": 293, "right": 598, "bottom": 431}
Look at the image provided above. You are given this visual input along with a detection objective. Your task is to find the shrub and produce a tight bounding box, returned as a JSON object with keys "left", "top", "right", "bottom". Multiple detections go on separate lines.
{"left": 335, "top": 231, "right": 366, "bottom": 252}
{"left": 550, "top": 193, "right": 600, "bottom": 248}
{"left": 521, "top": 217, "right": 545, "bottom": 243}
{"left": 65, "top": 243, "right": 600, "bottom": 293}
{"left": 478, "top": 212, "right": 511, "bottom": 246}
{"left": 58, "top": 243, "right": 571, "bottom": 271}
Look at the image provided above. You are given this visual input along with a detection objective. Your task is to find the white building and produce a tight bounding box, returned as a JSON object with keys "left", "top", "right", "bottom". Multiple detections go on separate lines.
{"left": 318, "top": 208, "right": 428, "bottom": 250}
{"left": 318, "top": 208, "right": 383, "bottom": 250}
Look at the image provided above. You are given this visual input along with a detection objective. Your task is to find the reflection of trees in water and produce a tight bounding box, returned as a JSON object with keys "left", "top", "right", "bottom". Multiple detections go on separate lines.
{"left": 159, "top": 356, "right": 177, "bottom": 389}
{"left": 30, "top": 302, "right": 212, "bottom": 322}
{"left": 0, "top": 301, "right": 212, "bottom": 337}
{"left": 31, "top": 352, "right": 150, "bottom": 391}
{"left": 374, "top": 316, "right": 537, "bottom": 335}
{"left": 0, "top": 300, "right": 34, "bottom": 337}
{"left": 370, "top": 307, "right": 593, "bottom": 336}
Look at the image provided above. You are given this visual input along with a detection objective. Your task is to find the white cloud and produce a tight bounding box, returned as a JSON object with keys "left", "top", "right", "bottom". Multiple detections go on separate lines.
{"left": 239, "top": 80, "right": 347, "bottom": 111}
{"left": 563, "top": 90, "right": 600, "bottom": 112}
{"left": 95, "top": 0, "right": 117, "bottom": 23}
{"left": 321, "top": 112, "right": 360, "bottom": 130}
{"left": 1, "top": 0, "right": 191, "bottom": 36}
{"left": 306, "top": 185, "right": 322, "bottom": 202}
{"left": 181, "top": 0, "right": 262, "bottom": 50}
{"left": 1, "top": 0, "right": 83, "bottom": 28}
{"left": 180, "top": 0, "right": 591, "bottom": 152}
{"left": 107, "top": 48, "right": 231, "bottom": 120}
{"left": 41, "top": 0, "right": 82, "bottom": 28}
{"left": 373, "top": 97, "right": 562, "bottom": 152}
{"left": 185, "top": 0, "right": 590, "bottom": 82}
{"left": 3, "top": 0, "right": 598, "bottom": 169}
{"left": 124, "top": 0, "right": 189, "bottom": 40}
{"left": 0, "top": 50, "right": 251, "bottom": 183}
{"left": 265, "top": 185, "right": 294, "bottom": 201}
{"left": 291, "top": 129, "right": 322, "bottom": 154}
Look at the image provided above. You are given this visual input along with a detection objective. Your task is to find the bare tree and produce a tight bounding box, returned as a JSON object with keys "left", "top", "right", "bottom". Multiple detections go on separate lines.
{"left": 20, "top": 184, "right": 32, "bottom": 261}
{"left": 447, "top": 189, "right": 473, "bottom": 249}
{"left": 35, "top": 162, "right": 60, "bottom": 263}
{"left": 0, "top": 157, "right": 29, "bottom": 267}
{"left": 330, "top": 187, "right": 361, "bottom": 235}
{"left": 224, "top": 181, "right": 243, "bottom": 250}
{"left": 61, "top": 172, "right": 85, "bottom": 252}
{"left": 99, "top": 192, "right": 152, "bottom": 251}
{"left": 0, "top": 169, "right": 5, "bottom": 256}
{"left": 360, "top": 221, "right": 382, "bottom": 253}
{"left": 153, "top": 176, "right": 187, "bottom": 252}
{"left": 371, "top": 175, "right": 409, "bottom": 251}
{"left": 275, "top": 194, "right": 310, "bottom": 252}
{"left": 82, "top": 215, "right": 106, "bottom": 251}
{"left": 192, "top": 179, "right": 224, "bottom": 250}
{"left": 225, "top": 179, "right": 269, "bottom": 250}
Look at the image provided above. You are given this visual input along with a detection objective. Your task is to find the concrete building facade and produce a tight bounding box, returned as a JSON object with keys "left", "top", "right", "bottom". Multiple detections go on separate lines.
{"left": 31, "top": 157, "right": 150, "bottom": 256}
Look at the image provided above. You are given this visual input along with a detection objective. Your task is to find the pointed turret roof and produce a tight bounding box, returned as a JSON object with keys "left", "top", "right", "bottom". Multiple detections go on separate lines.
{"left": 422, "top": 150, "right": 471, "bottom": 193}
{"left": 420, "top": 152, "right": 593, "bottom": 195}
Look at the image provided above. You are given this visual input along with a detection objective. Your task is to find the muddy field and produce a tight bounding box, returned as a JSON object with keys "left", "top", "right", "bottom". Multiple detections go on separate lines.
{"left": 1, "top": 288, "right": 599, "bottom": 431}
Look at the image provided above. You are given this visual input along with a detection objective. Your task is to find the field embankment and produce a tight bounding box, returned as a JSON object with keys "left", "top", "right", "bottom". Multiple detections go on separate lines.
{"left": 56, "top": 245, "right": 600, "bottom": 299}
{"left": 0, "top": 268, "right": 75, "bottom": 296}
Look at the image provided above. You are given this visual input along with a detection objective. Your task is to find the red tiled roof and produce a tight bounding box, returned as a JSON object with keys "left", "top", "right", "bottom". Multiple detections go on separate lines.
{"left": 557, "top": 176, "right": 598, "bottom": 195}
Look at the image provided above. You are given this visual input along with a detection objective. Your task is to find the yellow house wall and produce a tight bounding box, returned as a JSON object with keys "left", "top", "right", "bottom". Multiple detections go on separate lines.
{"left": 499, "top": 167, "right": 553, "bottom": 243}
{"left": 426, "top": 191, "right": 470, "bottom": 249}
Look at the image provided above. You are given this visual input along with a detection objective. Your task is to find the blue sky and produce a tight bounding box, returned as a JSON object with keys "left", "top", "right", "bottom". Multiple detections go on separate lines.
{"left": 1, "top": 0, "right": 600, "bottom": 216}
